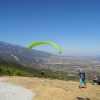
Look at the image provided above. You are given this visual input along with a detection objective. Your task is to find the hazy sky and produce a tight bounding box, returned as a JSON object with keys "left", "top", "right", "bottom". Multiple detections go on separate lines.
{"left": 0, "top": 0, "right": 100, "bottom": 56}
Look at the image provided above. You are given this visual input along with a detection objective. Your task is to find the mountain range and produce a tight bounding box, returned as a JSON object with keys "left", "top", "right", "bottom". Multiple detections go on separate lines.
{"left": 0, "top": 41, "right": 53, "bottom": 66}
{"left": 1, "top": 41, "right": 100, "bottom": 77}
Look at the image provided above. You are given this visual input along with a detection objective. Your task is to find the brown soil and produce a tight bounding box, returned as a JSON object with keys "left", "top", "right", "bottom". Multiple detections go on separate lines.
{"left": 2, "top": 76, "right": 100, "bottom": 100}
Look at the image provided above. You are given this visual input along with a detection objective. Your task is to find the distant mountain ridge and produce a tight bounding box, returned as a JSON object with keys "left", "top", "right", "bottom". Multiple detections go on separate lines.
{"left": 0, "top": 41, "right": 53, "bottom": 66}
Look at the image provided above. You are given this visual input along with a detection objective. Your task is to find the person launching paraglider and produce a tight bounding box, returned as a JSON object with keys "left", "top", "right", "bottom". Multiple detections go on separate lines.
{"left": 41, "top": 70, "right": 44, "bottom": 75}
{"left": 79, "top": 69, "right": 87, "bottom": 89}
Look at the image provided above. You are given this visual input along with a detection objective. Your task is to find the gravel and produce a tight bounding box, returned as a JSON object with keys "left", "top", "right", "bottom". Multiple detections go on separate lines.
{"left": 0, "top": 78, "right": 35, "bottom": 100}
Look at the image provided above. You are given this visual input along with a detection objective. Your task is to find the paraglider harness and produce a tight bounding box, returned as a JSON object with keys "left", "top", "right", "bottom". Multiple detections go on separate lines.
{"left": 98, "top": 81, "right": 100, "bottom": 85}
{"left": 41, "top": 70, "right": 44, "bottom": 75}
{"left": 97, "top": 78, "right": 100, "bottom": 85}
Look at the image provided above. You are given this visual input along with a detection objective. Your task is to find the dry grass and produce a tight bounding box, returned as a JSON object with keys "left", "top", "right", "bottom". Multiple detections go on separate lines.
{"left": 2, "top": 76, "right": 100, "bottom": 100}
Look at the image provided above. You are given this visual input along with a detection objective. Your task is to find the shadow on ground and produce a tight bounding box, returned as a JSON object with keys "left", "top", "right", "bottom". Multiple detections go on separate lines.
{"left": 76, "top": 97, "right": 90, "bottom": 100}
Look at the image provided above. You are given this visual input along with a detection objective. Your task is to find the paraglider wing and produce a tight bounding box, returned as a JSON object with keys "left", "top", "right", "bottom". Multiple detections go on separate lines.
{"left": 27, "top": 41, "right": 62, "bottom": 54}
{"left": 89, "top": 32, "right": 92, "bottom": 37}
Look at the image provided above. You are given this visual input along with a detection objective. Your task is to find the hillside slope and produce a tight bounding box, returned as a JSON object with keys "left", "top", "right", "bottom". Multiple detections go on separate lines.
{"left": 0, "top": 41, "right": 53, "bottom": 66}
{"left": 4, "top": 76, "right": 100, "bottom": 100}
{"left": 0, "top": 57, "right": 78, "bottom": 80}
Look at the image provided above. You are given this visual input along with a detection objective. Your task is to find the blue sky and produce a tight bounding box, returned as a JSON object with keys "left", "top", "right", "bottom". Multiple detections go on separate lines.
{"left": 0, "top": 0, "right": 100, "bottom": 56}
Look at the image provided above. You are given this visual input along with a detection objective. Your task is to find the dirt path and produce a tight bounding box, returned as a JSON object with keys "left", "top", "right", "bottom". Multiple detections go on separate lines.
{"left": 3, "top": 76, "right": 100, "bottom": 100}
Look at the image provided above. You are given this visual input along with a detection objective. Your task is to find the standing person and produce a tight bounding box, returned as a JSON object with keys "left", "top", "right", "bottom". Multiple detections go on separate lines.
{"left": 79, "top": 69, "right": 87, "bottom": 89}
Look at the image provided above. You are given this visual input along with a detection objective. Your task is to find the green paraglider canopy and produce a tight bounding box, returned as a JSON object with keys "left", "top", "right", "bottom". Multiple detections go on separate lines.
{"left": 27, "top": 41, "right": 62, "bottom": 54}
